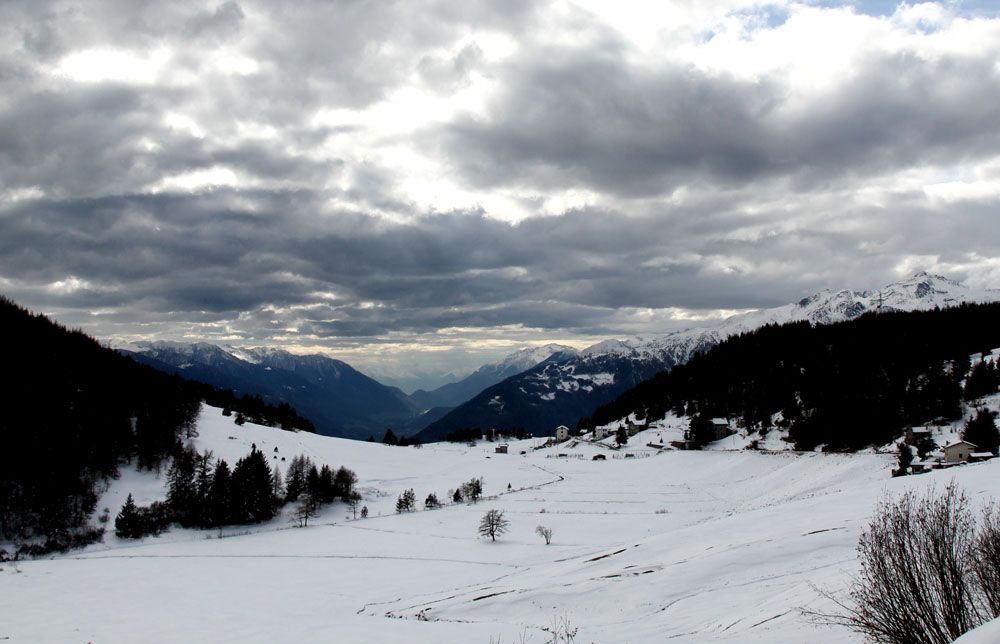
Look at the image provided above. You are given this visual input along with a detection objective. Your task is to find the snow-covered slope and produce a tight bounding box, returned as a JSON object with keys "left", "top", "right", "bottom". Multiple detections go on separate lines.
{"left": 581, "top": 271, "right": 999, "bottom": 364}
{"left": 420, "top": 273, "right": 1000, "bottom": 439}
{"left": 410, "top": 343, "right": 579, "bottom": 410}
{"left": 6, "top": 404, "right": 1000, "bottom": 643}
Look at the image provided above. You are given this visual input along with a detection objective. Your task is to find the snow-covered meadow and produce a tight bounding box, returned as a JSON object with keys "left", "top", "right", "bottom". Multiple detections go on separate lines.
{"left": 4, "top": 405, "right": 1000, "bottom": 643}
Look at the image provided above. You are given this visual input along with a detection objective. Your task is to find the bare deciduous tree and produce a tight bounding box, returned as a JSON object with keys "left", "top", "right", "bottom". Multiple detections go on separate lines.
{"left": 974, "top": 503, "right": 1000, "bottom": 617}
{"left": 812, "top": 482, "right": 1000, "bottom": 643}
{"left": 479, "top": 509, "right": 509, "bottom": 542}
{"left": 292, "top": 492, "right": 317, "bottom": 528}
{"left": 536, "top": 525, "right": 553, "bottom": 545}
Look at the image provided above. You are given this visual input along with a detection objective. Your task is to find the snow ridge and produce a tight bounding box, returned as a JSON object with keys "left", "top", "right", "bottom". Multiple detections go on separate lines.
{"left": 510, "top": 273, "right": 999, "bottom": 408}
{"left": 577, "top": 272, "right": 1000, "bottom": 363}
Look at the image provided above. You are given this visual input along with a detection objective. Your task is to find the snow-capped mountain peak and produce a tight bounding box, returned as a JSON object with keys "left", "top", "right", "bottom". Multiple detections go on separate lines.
{"left": 489, "top": 343, "right": 579, "bottom": 372}
{"left": 577, "top": 272, "right": 1000, "bottom": 361}
{"left": 419, "top": 272, "right": 1000, "bottom": 440}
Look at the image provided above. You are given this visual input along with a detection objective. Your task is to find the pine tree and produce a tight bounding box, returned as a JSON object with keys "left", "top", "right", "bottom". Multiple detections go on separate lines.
{"left": 231, "top": 448, "right": 276, "bottom": 524}
{"left": 115, "top": 494, "right": 142, "bottom": 539}
{"left": 193, "top": 450, "right": 214, "bottom": 528}
{"left": 305, "top": 465, "right": 322, "bottom": 502}
{"left": 894, "top": 442, "right": 913, "bottom": 477}
{"left": 965, "top": 359, "right": 1000, "bottom": 401}
{"left": 382, "top": 428, "right": 399, "bottom": 446}
{"left": 962, "top": 409, "right": 1000, "bottom": 455}
{"left": 284, "top": 455, "right": 311, "bottom": 502}
{"left": 167, "top": 445, "right": 198, "bottom": 526}
{"left": 461, "top": 477, "right": 483, "bottom": 503}
{"left": 317, "top": 465, "right": 335, "bottom": 504}
{"left": 396, "top": 489, "right": 415, "bottom": 513}
{"left": 208, "top": 459, "right": 232, "bottom": 527}
{"left": 425, "top": 493, "right": 440, "bottom": 509}
{"left": 333, "top": 466, "right": 358, "bottom": 502}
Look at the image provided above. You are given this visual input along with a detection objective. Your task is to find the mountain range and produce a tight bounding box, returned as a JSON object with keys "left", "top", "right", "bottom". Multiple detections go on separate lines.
{"left": 118, "top": 272, "right": 999, "bottom": 442}
{"left": 118, "top": 343, "right": 418, "bottom": 440}
{"left": 117, "top": 341, "right": 576, "bottom": 440}
{"left": 414, "top": 272, "right": 1000, "bottom": 440}
{"left": 409, "top": 344, "right": 579, "bottom": 410}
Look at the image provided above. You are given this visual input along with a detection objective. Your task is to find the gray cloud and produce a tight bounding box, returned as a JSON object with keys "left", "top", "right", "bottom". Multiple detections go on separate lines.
{"left": 1, "top": 0, "right": 1000, "bottom": 378}
{"left": 436, "top": 47, "right": 1000, "bottom": 197}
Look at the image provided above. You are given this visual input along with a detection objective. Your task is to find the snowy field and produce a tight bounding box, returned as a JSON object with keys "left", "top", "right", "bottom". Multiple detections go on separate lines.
{"left": 4, "top": 405, "right": 1000, "bottom": 643}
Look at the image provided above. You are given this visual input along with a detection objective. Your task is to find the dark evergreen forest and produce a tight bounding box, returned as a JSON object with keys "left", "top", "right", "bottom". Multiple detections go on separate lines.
{"left": 580, "top": 303, "right": 1000, "bottom": 451}
{"left": 0, "top": 296, "right": 314, "bottom": 544}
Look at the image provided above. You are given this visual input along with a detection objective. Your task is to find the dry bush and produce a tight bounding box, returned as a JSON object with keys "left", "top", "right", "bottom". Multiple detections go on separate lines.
{"left": 813, "top": 482, "right": 1000, "bottom": 643}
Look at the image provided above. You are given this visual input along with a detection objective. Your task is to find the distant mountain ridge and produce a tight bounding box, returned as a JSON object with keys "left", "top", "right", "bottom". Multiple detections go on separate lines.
{"left": 416, "top": 273, "right": 1000, "bottom": 441}
{"left": 119, "top": 342, "right": 418, "bottom": 440}
{"left": 410, "top": 343, "right": 579, "bottom": 410}
{"left": 117, "top": 341, "right": 581, "bottom": 440}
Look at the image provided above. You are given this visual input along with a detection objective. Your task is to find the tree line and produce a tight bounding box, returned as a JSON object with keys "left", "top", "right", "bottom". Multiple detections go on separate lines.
{"left": 581, "top": 303, "right": 1000, "bottom": 451}
{"left": 0, "top": 295, "right": 315, "bottom": 545}
{"left": 116, "top": 443, "right": 359, "bottom": 538}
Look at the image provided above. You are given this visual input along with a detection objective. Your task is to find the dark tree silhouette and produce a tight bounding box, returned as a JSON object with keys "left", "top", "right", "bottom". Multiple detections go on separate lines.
{"left": 962, "top": 409, "right": 999, "bottom": 455}
{"left": 478, "top": 509, "right": 509, "bottom": 542}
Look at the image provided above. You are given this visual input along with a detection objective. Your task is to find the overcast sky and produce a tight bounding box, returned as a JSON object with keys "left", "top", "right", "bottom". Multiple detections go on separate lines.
{"left": 1, "top": 0, "right": 999, "bottom": 382}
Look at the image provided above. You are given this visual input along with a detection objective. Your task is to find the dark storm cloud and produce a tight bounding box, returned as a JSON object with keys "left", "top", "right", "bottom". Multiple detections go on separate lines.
{"left": 2, "top": 0, "right": 1000, "bottom": 369}
{"left": 436, "top": 46, "right": 1000, "bottom": 196}
{"left": 0, "top": 185, "right": 903, "bottom": 337}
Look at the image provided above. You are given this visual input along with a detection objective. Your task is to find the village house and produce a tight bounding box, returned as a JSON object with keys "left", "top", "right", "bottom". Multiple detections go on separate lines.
{"left": 592, "top": 426, "right": 610, "bottom": 440}
{"left": 943, "top": 440, "right": 977, "bottom": 464}
{"left": 625, "top": 418, "right": 648, "bottom": 436}
{"left": 905, "top": 426, "right": 931, "bottom": 445}
{"left": 495, "top": 444, "right": 508, "bottom": 454}
{"left": 555, "top": 425, "right": 570, "bottom": 441}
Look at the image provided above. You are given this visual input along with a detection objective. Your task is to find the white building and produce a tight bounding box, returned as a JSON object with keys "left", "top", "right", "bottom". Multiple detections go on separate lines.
{"left": 943, "top": 440, "right": 977, "bottom": 464}
{"left": 555, "top": 425, "right": 570, "bottom": 441}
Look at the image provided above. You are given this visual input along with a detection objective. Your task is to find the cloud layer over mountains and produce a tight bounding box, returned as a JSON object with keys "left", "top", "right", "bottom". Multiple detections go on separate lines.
{"left": 2, "top": 0, "right": 1000, "bottom": 375}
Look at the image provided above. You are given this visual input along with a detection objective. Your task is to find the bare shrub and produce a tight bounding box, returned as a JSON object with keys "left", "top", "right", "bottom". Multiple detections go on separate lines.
{"left": 974, "top": 503, "right": 1000, "bottom": 618}
{"left": 813, "top": 482, "right": 1000, "bottom": 643}
{"left": 536, "top": 525, "right": 553, "bottom": 545}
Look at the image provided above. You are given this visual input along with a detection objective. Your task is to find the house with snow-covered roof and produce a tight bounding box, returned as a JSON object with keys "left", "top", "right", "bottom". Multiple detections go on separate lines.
{"left": 905, "top": 426, "right": 932, "bottom": 445}
{"left": 555, "top": 425, "right": 569, "bottom": 441}
{"left": 626, "top": 418, "right": 648, "bottom": 436}
{"left": 943, "top": 440, "right": 977, "bottom": 464}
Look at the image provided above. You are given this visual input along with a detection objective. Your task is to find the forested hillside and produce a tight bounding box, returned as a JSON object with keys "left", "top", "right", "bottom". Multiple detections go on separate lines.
{"left": 581, "top": 303, "right": 1000, "bottom": 450}
{"left": 0, "top": 297, "right": 313, "bottom": 544}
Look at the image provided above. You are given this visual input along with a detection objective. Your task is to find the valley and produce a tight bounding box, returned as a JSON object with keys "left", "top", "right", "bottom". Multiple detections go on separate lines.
{"left": 4, "top": 405, "right": 1000, "bottom": 642}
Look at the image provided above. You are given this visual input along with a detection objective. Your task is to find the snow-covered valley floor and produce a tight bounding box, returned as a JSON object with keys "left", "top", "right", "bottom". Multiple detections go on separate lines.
{"left": 4, "top": 405, "right": 1000, "bottom": 643}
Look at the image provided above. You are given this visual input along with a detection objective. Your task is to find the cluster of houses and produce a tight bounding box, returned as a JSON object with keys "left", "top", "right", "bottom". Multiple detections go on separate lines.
{"left": 550, "top": 419, "right": 653, "bottom": 443}
{"left": 906, "top": 426, "right": 995, "bottom": 473}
